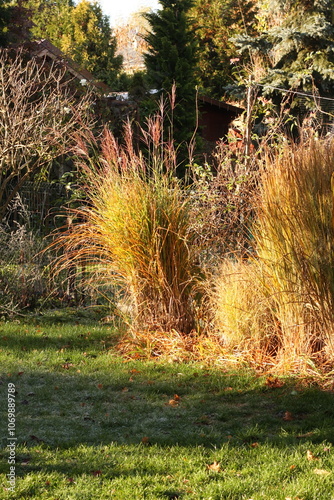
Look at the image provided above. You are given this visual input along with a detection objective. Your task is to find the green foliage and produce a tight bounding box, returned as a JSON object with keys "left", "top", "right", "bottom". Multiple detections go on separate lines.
{"left": 233, "top": 0, "right": 334, "bottom": 109}
{"left": 190, "top": 0, "right": 258, "bottom": 98}
{"left": 60, "top": 0, "right": 122, "bottom": 88}
{"left": 14, "top": 0, "right": 123, "bottom": 88}
{"left": 144, "top": 0, "right": 199, "bottom": 162}
{"left": 0, "top": 0, "right": 31, "bottom": 47}
{"left": 17, "top": 0, "right": 74, "bottom": 42}
{"left": 0, "top": 0, "right": 11, "bottom": 46}
{"left": 1, "top": 320, "right": 334, "bottom": 498}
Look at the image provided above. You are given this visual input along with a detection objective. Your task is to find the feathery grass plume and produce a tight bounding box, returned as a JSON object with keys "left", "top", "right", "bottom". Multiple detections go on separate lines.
{"left": 213, "top": 258, "right": 278, "bottom": 351}
{"left": 213, "top": 136, "right": 334, "bottom": 373}
{"left": 255, "top": 137, "right": 334, "bottom": 363}
{"left": 51, "top": 121, "right": 203, "bottom": 334}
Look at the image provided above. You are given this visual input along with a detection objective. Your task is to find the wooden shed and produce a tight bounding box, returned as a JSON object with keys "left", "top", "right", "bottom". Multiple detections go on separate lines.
{"left": 198, "top": 95, "right": 244, "bottom": 143}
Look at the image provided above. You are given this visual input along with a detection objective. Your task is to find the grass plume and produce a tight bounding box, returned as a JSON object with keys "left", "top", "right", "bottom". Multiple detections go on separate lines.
{"left": 51, "top": 122, "right": 203, "bottom": 334}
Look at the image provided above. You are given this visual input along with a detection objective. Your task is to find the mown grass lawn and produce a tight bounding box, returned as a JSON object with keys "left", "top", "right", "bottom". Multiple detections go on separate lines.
{"left": 1, "top": 309, "right": 334, "bottom": 499}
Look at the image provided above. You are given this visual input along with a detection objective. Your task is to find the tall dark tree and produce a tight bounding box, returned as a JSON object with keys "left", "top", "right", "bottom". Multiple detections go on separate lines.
{"left": 144, "top": 0, "right": 199, "bottom": 160}
{"left": 0, "top": 0, "right": 31, "bottom": 46}
{"left": 0, "top": 0, "right": 11, "bottom": 46}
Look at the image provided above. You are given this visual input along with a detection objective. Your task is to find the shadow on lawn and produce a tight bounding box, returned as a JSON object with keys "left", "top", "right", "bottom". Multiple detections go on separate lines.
{"left": 1, "top": 315, "right": 334, "bottom": 481}
{"left": 1, "top": 357, "right": 334, "bottom": 494}
{"left": 1, "top": 365, "right": 334, "bottom": 450}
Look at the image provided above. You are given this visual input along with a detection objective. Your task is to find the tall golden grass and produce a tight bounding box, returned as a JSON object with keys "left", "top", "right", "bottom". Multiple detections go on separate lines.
{"left": 51, "top": 122, "right": 203, "bottom": 334}
{"left": 213, "top": 137, "right": 334, "bottom": 373}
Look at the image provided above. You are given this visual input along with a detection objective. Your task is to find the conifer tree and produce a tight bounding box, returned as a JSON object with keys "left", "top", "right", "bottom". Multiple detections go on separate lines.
{"left": 233, "top": 0, "right": 334, "bottom": 104}
{"left": 190, "top": 0, "right": 257, "bottom": 98}
{"left": 144, "top": 0, "right": 198, "bottom": 159}
{"left": 0, "top": 0, "right": 11, "bottom": 46}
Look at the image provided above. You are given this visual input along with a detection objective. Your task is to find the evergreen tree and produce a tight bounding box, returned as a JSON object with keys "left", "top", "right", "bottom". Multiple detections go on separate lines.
{"left": 60, "top": 0, "right": 122, "bottom": 88}
{"left": 0, "top": 0, "right": 11, "bottom": 46}
{"left": 190, "top": 0, "right": 257, "bottom": 98}
{"left": 13, "top": 0, "right": 122, "bottom": 88}
{"left": 144, "top": 0, "right": 198, "bottom": 158}
{"left": 16, "top": 0, "right": 74, "bottom": 43}
{"left": 0, "top": 0, "right": 31, "bottom": 46}
{"left": 233, "top": 0, "right": 334, "bottom": 106}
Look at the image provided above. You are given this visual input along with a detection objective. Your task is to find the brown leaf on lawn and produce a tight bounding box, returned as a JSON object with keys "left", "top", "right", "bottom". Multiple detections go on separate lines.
{"left": 17, "top": 372, "right": 24, "bottom": 376}
{"left": 313, "top": 468, "right": 331, "bottom": 476}
{"left": 250, "top": 442, "right": 259, "bottom": 448}
{"left": 61, "top": 363, "right": 74, "bottom": 369}
{"left": 67, "top": 477, "right": 76, "bottom": 483}
{"left": 91, "top": 470, "right": 102, "bottom": 476}
{"left": 141, "top": 436, "right": 150, "bottom": 445}
{"left": 265, "top": 376, "right": 284, "bottom": 388}
{"left": 30, "top": 435, "right": 44, "bottom": 443}
{"left": 97, "top": 384, "right": 103, "bottom": 389}
{"left": 130, "top": 369, "right": 140, "bottom": 374}
{"left": 168, "top": 398, "right": 179, "bottom": 406}
{"left": 283, "top": 411, "right": 293, "bottom": 421}
{"left": 167, "top": 394, "right": 181, "bottom": 406}
{"left": 307, "top": 450, "right": 318, "bottom": 461}
{"left": 207, "top": 461, "right": 221, "bottom": 472}
{"left": 289, "top": 465, "right": 296, "bottom": 470}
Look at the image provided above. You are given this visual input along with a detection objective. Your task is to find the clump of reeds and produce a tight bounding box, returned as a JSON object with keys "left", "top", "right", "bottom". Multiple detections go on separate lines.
{"left": 213, "top": 136, "right": 334, "bottom": 372}
{"left": 51, "top": 121, "right": 203, "bottom": 334}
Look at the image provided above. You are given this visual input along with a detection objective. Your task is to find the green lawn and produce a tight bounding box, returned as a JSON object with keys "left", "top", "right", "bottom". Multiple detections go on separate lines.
{"left": 1, "top": 309, "right": 334, "bottom": 499}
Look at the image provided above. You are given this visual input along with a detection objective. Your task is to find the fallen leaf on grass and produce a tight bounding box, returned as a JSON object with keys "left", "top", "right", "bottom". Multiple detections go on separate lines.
{"left": 141, "top": 436, "right": 150, "bottom": 445}
{"left": 97, "top": 384, "right": 103, "bottom": 389}
{"left": 207, "top": 461, "right": 221, "bottom": 472}
{"left": 250, "top": 442, "right": 259, "bottom": 448}
{"left": 265, "top": 376, "right": 284, "bottom": 388}
{"left": 307, "top": 450, "right": 318, "bottom": 461}
{"left": 282, "top": 411, "right": 293, "bottom": 421}
{"left": 313, "top": 468, "right": 331, "bottom": 476}
{"left": 91, "top": 470, "right": 102, "bottom": 476}
{"left": 30, "top": 435, "right": 44, "bottom": 443}
{"left": 167, "top": 394, "right": 181, "bottom": 406}
{"left": 61, "top": 363, "right": 74, "bottom": 369}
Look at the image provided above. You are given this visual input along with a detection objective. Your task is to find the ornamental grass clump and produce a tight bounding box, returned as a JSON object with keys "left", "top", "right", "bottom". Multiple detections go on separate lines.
{"left": 214, "top": 136, "right": 334, "bottom": 371}
{"left": 52, "top": 123, "right": 202, "bottom": 334}
{"left": 256, "top": 137, "right": 334, "bottom": 362}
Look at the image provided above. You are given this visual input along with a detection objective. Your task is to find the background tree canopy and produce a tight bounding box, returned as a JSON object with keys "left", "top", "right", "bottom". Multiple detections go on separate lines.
{"left": 232, "top": 0, "right": 334, "bottom": 104}
{"left": 12, "top": 0, "right": 122, "bottom": 88}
